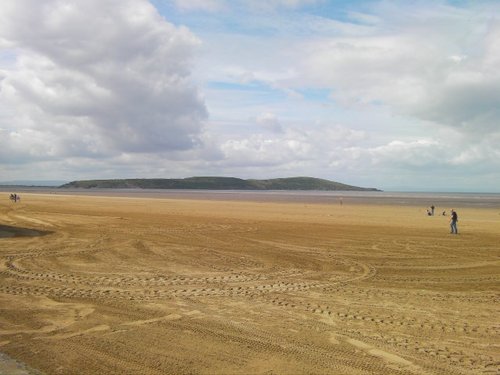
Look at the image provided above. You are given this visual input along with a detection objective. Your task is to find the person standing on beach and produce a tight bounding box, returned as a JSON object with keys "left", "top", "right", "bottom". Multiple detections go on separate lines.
{"left": 450, "top": 209, "right": 458, "bottom": 234}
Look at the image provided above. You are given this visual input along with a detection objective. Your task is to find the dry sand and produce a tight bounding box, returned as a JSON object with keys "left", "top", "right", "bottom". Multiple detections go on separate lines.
{"left": 0, "top": 192, "right": 498, "bottom": 374}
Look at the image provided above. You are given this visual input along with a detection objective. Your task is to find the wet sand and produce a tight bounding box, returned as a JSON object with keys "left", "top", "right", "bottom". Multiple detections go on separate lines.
{"left": 0, "top": 192, "right": 499, "bottom": 374}
{"left": 4, "top": 187, "right": 500, "bottom": 207}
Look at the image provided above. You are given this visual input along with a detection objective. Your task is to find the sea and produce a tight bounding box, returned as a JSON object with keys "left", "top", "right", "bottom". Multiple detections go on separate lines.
{"left": 2, "top": 187, "right": 500, "bottom": 208}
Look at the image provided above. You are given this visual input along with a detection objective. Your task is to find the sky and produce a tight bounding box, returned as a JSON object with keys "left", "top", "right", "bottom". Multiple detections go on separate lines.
{"left": 0, "top": 0, "right": 499, "bottom": 192}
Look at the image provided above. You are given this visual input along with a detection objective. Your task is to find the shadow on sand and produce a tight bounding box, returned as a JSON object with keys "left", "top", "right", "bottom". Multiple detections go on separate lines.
{"left": 0, "top": 224, "right": 53, "bottom": 238}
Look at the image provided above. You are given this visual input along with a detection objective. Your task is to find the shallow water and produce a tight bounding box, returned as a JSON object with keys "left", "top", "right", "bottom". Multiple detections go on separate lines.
{"left": 2, "top": 187, "right": 500, "bottom": 207}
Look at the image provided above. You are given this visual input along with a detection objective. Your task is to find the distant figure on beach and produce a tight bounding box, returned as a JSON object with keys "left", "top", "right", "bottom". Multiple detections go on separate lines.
{"left": 450, "top": 209, "right": 458, "bottom": 234}
{"left": 431, "top": 205, "right": 435, "bottom": 216}
{"left": 339, "top": 197, "right": 343, "bottom": 206}
{"left": 9, "top": 193, "right": 19, "bottom": 203}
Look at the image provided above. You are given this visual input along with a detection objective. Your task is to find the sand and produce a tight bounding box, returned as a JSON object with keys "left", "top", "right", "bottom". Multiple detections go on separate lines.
{"left": 0, "top": 192, "right": 498, "bottom": 374}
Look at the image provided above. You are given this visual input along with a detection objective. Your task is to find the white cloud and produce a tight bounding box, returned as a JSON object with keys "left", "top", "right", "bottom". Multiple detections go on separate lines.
{"left": 299, "top": 3, "right": 500, "bottom": 136}
{"left": 213, "top": 120, "right": 367, "bottom": 172}
{"left": 368, "top": 139, "right": 443, "bottom": 168}
{"left": 0, "top": 0, "right": 207, "bottom": 164}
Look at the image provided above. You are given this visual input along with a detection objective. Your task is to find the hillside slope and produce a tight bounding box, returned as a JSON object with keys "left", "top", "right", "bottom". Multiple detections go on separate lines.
{"left": 60, "top": 177, "right": 380, "bottom": 191}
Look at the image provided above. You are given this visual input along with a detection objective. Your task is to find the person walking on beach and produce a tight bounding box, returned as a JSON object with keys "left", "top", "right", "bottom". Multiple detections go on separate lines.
{"left": 450, "top": 209, "right": 458, "bottom": 234}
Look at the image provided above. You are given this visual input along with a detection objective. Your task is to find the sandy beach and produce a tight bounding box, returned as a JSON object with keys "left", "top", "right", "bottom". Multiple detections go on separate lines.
{"left": 0, "top": 192, "right": 499, "bottom": 374}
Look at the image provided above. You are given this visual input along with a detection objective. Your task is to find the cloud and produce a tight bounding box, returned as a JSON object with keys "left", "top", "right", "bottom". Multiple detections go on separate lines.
{"left": 242, "top": 0, "right": 322, "bottom": 11}
{"left": 214, "top": 120, "right": 367, "bottom": 171}
{"left": 169, "top": 0, "right": 323, "bottom": 14}
{"left": 193, "top": 0, "right": 499, "bottom": 141}
{"left": 368, "top": 139, "right": 444, "bottom": 168}
{"left": 171, "top": 0, "right": 499, "bottom": 190}
{"left": 0, "top": 0, "right": 207, "bottom": 164}
{"left": 1, "top": 0, "right": 498, "bottom": 191}
{"left": 256, "top": 112, "right": 284, "bottom": 133}
{"left": 173, "top": 0, "right": 227, "bottom": 13}
{"left": 299, "top": 2, "right": 500, "bottom": 135}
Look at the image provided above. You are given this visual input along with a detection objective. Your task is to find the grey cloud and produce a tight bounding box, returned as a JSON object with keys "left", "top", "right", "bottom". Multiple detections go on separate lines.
{"left": 412, "top": 71, "right": 500, "bottom": 135}
{"left": 256, "top": 112, "right": 284, "bottom": 133}
{"left": 0, "top": 0, "right": 207, "bottom": 160}
{"left": 173, "top": 0, "right": 227, "bottom": 13}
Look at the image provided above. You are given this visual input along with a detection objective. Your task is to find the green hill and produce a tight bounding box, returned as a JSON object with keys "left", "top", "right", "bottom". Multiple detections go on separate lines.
{"left": 59, "top": 177, "right": 380, "bottom": 191}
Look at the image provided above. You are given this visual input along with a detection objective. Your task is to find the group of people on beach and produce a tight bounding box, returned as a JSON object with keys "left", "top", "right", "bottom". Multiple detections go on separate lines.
{"left": 427, "top": 205, "right": 459, "bottom": 234}
{"left": 9, "top": 193, "right": 20, "bottom": 203}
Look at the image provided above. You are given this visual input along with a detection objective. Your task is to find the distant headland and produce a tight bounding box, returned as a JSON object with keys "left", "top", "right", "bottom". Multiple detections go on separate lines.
{"left": 59, "top": 177, "right": 380, "bottom": 191}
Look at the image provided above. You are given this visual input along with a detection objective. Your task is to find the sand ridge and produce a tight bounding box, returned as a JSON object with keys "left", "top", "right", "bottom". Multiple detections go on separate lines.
{"left": 0, "top": 193, "right": 499, "bottom": 374}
